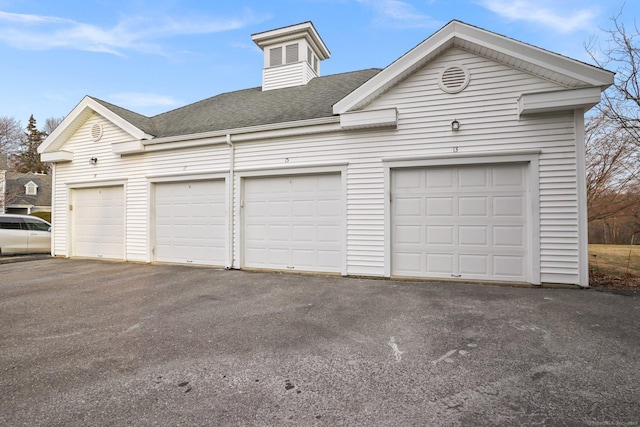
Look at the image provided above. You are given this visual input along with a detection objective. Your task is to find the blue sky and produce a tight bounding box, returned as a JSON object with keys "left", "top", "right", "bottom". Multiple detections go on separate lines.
{"left": 0, "top": 0, "right": 636, "bottom": 127}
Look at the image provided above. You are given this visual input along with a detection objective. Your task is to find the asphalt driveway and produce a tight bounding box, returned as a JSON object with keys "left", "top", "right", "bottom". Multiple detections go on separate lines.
{"left": 1, "top": 258, "right": 639, "bottom": 426}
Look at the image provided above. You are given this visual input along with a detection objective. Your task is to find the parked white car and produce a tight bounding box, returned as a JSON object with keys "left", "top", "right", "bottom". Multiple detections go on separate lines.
{"left": 0, "top": 214, "right": 51, "bottom": 255}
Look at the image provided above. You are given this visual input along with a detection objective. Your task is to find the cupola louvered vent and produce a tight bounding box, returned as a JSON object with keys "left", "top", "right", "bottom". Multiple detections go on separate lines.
{"left": 90, "top": 123, "right": 103, "bottom": 141}
{"left": 438, "top": 65, "right": 470, "bottom": 93}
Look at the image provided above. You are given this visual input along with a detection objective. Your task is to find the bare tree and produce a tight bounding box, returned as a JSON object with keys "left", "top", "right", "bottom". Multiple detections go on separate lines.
{"left": 42, "top": 116, "right": 63, "bottom": 137}
{"left": 586, "top": 110, "right": 640, "bottom": 223}
{"left": 0, "top": 116, "right": 23, "bottom": 157}
{"left": 587, "top": 10, "right": 640, "bottom": 147}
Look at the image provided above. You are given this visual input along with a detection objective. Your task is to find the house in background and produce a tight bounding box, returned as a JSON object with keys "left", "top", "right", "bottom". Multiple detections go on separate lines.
{"left": 0, "top": 154, "right": 52, "bottom": 215}
{"left": 38, "top": 20, "right": 613, "bottom": 286}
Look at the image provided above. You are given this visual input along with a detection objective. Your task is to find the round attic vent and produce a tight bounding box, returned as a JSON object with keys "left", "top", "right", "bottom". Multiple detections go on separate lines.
{"left": 438, "top": 65, "right": 470, "bottom": 93}
{"left": 90, "top": 123, "right": 103, "bottom": 141}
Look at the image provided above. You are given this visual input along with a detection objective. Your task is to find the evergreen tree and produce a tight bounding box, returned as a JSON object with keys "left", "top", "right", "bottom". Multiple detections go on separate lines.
{"left": 14, "top": 115, "right": 48, "bottom": 174}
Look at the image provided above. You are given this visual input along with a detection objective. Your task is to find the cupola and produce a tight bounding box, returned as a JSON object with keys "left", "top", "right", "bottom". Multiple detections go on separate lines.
{"left": 252, "top": 22, "right": 330, "bottom": 91}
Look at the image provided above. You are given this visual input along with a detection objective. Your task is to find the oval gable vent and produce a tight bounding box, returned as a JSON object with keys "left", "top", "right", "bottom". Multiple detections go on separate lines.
{"left": 438, "top": 65, "right": 470, "bottom": 93}
{"left": 90, "top": 123, "right": 103, "bottom": 141}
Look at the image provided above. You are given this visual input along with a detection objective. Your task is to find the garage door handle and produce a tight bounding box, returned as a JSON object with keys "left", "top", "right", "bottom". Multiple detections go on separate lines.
{"left": 451, "top": 274, "right": 462, "bottom": 278}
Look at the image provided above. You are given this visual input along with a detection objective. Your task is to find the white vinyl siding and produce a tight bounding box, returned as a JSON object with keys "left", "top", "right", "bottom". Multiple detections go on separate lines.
{"left": 262, "top": 62, "right": 318, "bottom": 91}
{"left": 154, "top": 180, "right": 226, "bottom": 266}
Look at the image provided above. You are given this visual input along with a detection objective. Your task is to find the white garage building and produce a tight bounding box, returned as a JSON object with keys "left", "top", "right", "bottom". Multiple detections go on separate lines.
{"left": 38, "top": 21, "right": 613, "bottom": 286}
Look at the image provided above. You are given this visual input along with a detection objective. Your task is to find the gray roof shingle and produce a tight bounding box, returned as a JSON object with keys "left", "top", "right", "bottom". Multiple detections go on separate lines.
{"left": 93, "top": 69, "right": 381, "bottom": 139}
{"left": 5, "top": 172, "right": 52, "bottom": 207}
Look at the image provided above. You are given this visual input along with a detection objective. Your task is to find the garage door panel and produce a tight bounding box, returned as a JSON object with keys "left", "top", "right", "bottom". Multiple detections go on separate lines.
{"left": 493, "top": 165, "right": 525, "bottom": 187}
{"left": 392, "top": 164, "right": 529, "bottom": 282}
{"left": 395, "top": 197, "right": 421, "bottom": 216}
{"left": 426, "top": 169, "right": 454, "bottom": 189}
{"left": 494, "top": 226, "right": 525, "bottom": 247}
{"left": 426, "top": 197, "right": 454, "bottom": 216}
{"left": 426, "top": 226, "right": 454, "bottom": 245}
{"left": 395, "top": 169, "right": 422, "bottom": 189}
{"left": 244, "top": 174, "right": 342, "bottom": 273}
{"left": 459, "top": 167, "right": 488, "bottom": 188}
{"left": 154, "top": 180, "right": 225, "bottom": 266}
{"left": 292, "top": 200, "right": 315, "bottom": 217}
{"left": 459, "top": 254, "right": 489, "bottom": 275}
{"left": 292, "top": 249, "right": 315, "bottom": 266}
{"left": 494, "top": 256, "right": 525, "bottom": 277}
{"left": 426, "top": 254, "right": 454, "bottom": 274}
{"left": 270, "top": 224, "right": 291, "bottom": 241}
{"left": 266, "top": 200, "right": 288, "bottom": 217}
{"left": 269, "top": 248, "right": 289, "bottom": 265}
{"left": 318, "top": 225, "right": 341, "bottom": 243}
{"left": 317, "top": 199, "right": 341, "bottom": 217}
{"left": 395, "top": 252, "right": 422, "bottom": 272}
{"left": 493, "top": 196, "right": 525, "bottom": 216}
{"left": 292, "top": 225, "right": 314, "bottom": 242}
{"left": 459, "top": 226, "right": 488, "bottom": 246}
{"left": 395, "top": 225, "right": 421, "bottom": 244}
{"left": 459, "top": 197, "right": 488, "bottom": 216}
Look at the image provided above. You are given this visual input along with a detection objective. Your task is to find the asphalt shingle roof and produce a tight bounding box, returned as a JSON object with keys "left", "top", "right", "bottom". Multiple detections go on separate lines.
{"left": 5, "top": 172, "right": 52, "bottom": 207}
{"left": 93, "top": 69, "right": 382, "bottom": 139}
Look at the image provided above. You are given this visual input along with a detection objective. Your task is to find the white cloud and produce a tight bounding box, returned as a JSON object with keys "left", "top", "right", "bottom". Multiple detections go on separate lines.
{"left": 108, "top": 93, "right": 180, "bottom": 109}
{"left": 479, "top": 0, "right": 597, "bottom": 33}
{"left": 355, "top": 0, "right": 442, "bottom": 29}
{"left": 0, "top": 9, "right": 266, "bottom": 55}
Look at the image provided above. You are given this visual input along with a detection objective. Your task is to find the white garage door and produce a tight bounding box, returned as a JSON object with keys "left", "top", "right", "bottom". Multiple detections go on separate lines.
{"left": 243, "top": 174, "right": 342, "bottom": 273}
{"left": 392, "top": 164, "right": 529, "bottom": 282}
{"left": 154, "top": 180, "right": 226, "bottom": 266}
{"left": 72, "top": 186, "right": 124, "bottom": 259}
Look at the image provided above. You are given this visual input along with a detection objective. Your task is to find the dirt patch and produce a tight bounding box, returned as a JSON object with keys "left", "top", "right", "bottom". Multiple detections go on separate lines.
{"left": 589, "top": 269, "right": 639, "bottom": 296}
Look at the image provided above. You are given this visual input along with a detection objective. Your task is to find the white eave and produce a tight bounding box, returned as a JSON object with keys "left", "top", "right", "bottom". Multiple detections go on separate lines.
{"left": 40, "top": 150, "right": 74, "bottom": 163}
{"left": 333, "top": 20, "right": 614, "bottom": 114}
{"left": 112, "top": 116, "right": 342, "bottom": 155}
{"left": 340, "top": 108, "right": 398, "bottom": 130}
{"left": 38, "top": 96, "right": 155, "bottom": 155}
{"left": 518, "top": 87, "right": 603, "bottom": 116}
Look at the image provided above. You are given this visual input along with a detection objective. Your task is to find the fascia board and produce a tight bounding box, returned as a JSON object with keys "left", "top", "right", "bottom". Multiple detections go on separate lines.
{"left": 38, "top": 96, "right": 94, "bottom": 154}
{"left": 518, "top": 87, "right": 602, "bottom": 116}
{"left": 454, "top": 23, "right": 615, "bottom": 88}
{"left": 38, "top": 96, "right": 154, "bottom": 154}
